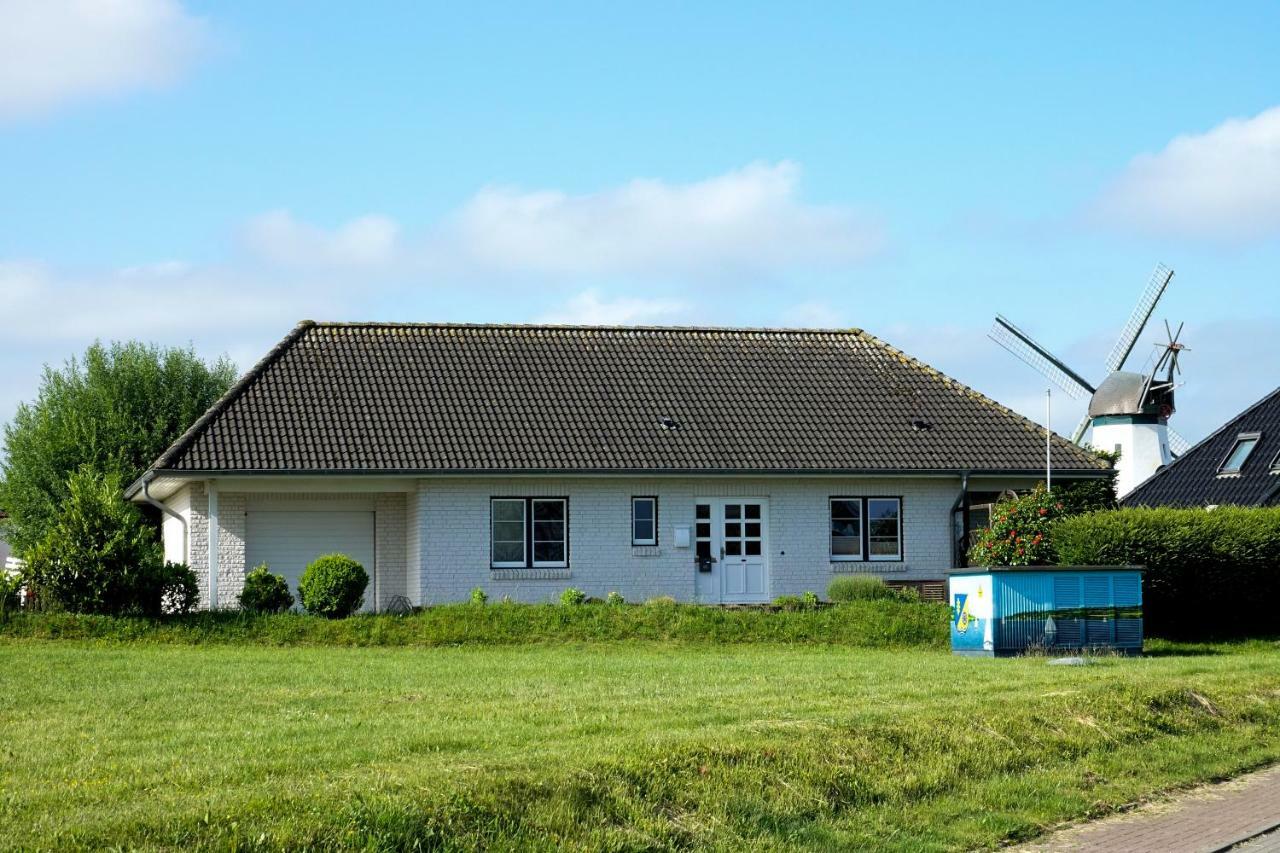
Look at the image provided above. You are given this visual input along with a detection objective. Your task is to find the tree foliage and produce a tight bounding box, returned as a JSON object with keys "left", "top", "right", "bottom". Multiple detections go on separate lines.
{"left": 22, "top": 468, "right": 198, "bottom": 615}
{"left": 0, "top": 341, "right": 235, "bottom": 554}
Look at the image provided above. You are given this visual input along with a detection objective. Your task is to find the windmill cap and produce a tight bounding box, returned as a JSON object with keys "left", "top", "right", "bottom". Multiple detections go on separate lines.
{"left": 1089, "top": 371, "right": 1160, "bottom": 418}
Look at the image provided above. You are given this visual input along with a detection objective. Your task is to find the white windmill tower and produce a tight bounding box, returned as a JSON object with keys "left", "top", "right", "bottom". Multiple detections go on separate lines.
{"left": 989, "top": 264, "right": 1191, "bottom": 497}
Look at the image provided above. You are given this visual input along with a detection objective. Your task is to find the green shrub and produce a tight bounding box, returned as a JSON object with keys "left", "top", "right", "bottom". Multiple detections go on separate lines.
{"left": 298, "top": 554, "right": 368, "bottom": 618}
{"left": 21, "top": 468, "right": 178, "bottom": 616}
{"left": 238, "top": 564, "right": 294, "bottom": 614}
{"left": 151, "top": 562, "right": 199, "bottom": 614}
{"left": 967, "top": 485, "right": 1068, "bottom": 566}
{"left": 1054, "top": 506, "right": 1280, "bottom": 638}
{"left": 802, "top": 591, "right": 819, "bottom": 608}
{"left": 0, "top": 571, "right": 21, "bottom": 620}
{"left": 469, "top": 587, "right": 488, "bottom": 605}
{"left": 607, "top": 591, "right": 625, "bottom": 606}
{"left": 559, "top": 587, "right": 586, "bottom": 606}
{"left": 828, "top": 574, "right": 897, "bottom": 602}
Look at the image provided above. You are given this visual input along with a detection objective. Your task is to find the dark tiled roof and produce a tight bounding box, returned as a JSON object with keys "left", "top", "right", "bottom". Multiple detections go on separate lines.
{"left": 1123, "top": 387, "right": 1280, "bottom": 508}
{"left": 144, "top": 322, "right": 1109, "bottom": 476}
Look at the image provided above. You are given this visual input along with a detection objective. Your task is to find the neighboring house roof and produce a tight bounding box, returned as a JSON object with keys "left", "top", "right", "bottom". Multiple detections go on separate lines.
{"left": 1123, "top": 386, "right": 1280, "bottom": 508}
{"left": 130, "top": 321, "right": 1109, "bottom": 486}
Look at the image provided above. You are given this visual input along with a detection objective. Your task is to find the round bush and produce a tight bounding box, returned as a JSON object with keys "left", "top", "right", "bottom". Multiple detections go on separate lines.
{"left": 298, "top": 554, "right": 368, "bottom": 618}
{"left": 239, "top": 563, "right": 295, "bottom": 614}
{"left": 827, "top": 575, "right": 897, "bottom": 602}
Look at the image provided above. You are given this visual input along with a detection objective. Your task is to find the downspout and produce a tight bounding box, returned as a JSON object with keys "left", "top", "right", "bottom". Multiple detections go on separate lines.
{"left": 207, "top": 482, "right": 219, "bottom": 609}
{"left": 951, "top": 471, "right": 971, "bottom": 568}
{"left": 141, "top": 475, "right": 187, "bottom": 565}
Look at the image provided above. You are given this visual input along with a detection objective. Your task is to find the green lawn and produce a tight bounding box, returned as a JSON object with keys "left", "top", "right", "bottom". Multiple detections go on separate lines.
{"left": 3, "top": 639, "right": 1280, "bottom": 851}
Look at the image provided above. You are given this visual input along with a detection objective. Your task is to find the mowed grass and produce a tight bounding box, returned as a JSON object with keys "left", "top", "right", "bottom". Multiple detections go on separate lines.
{"left": 3, "top": 639, "right": 1280, "bottom": 851}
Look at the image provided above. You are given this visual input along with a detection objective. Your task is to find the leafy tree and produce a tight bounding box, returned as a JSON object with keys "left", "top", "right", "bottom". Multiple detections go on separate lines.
{"left": 22, "top": 468, "right": 197, "bottom": 615}
{"left": 0, "top": 341, "right": 235, "bottom": 554}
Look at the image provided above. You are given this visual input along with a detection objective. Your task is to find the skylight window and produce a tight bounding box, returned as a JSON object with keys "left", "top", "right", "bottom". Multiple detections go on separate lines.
{"left": 1219, "top": 433, "right": 1260, "bottom": 474}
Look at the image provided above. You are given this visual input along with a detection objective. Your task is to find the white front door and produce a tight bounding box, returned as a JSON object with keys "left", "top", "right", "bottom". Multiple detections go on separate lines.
{"left": 694, "top": 498, "right": 769, "bottom": 604}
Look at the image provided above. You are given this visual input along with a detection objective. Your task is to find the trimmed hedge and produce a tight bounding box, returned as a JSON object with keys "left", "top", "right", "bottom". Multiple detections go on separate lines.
{"left": 1054, "top": 506, "right": 1280, "bottom": 638}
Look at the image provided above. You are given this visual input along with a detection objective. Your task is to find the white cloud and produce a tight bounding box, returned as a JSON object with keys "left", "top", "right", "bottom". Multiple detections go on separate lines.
{"left": 244, "top": 162, "right": 884, "bottom": 279}
{"left": 0, "top": 0, "right": 210, "bottom": 119}
{"left": 537, "top": 289, "right": 690, "bottom": 325}
{"left": 1095, "top": 106, "right": 1280, "bottom": 240}
{"left": 243, "top": 210, "right": 402, "bottom": 269}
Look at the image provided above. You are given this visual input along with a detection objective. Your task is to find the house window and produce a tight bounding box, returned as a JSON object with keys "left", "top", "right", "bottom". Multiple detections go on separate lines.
{"left": 1271, "top": 448, "right": 1280, "bottom": 473}
{"left": 1219, "top": 433, "right": 1260, "bottom": 474}
{"left": 829, "top": 498, "right": 862, "bottom": 560}
{"left": 830, "top": 498, "right": 903, "bottom": 562}
{"left": 632, "top": 497, "right": 657, "bottom": 546}
{"left": 867, "top": 498, "right": 902, "bottom": 561}
{"left": 491, "top": 498, "right": 568, "bottom": 568}
{"left": 491, "top": 499, "right": 526, "bottom": 567}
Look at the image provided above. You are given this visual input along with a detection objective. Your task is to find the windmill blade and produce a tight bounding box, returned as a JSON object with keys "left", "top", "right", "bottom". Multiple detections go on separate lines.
{"left": 1103, "top": 263, "right": 1174, "bottom": 373}
{"left": 1168, "top": 428, "right": 1192, "bottom": 457}
{"left": 989, "top": 315, "right": 1096, "bottom": 400}
{"left": 1070, "top": 413, "right": 1091, "bottom": 445}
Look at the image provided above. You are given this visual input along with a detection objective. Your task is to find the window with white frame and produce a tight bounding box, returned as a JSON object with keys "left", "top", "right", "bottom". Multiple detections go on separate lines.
{"left": 830, "top": 497, "right": 902, "bottom": 562}
{"left": 632, "top": 496, "right": 657, "bottom": 546}
{"left": 829, "top": 498, "right": 862, "bottom": 560}
{"left": 491, "top": 498, "right": 568, "bottom": 568}
{"left": 867, "top": 498, "right": 902, "bottom": 561}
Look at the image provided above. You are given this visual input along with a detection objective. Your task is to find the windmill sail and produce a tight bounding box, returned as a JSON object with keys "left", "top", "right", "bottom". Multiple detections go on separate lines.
{"left": 988, "top": 315, "right": 1095, "bottom": 399}
{"left": 1103, "top": 264, "right": 1174, "bottom": 373}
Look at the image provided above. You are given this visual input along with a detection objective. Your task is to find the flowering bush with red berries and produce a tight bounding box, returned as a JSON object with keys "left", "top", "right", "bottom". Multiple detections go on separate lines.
{"left": 967, "top": 485, "right": 1069, "bottom": 566}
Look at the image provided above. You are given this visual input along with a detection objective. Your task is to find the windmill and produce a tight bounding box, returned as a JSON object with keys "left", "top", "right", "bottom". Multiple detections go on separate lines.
{"left": 988, "top": 263, "right": 1190, "bottom": 497}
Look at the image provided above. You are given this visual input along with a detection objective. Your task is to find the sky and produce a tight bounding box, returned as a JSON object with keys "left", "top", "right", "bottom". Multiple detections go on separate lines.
{"left": 1, "top": 1, "right": 1278, "bottom": 446}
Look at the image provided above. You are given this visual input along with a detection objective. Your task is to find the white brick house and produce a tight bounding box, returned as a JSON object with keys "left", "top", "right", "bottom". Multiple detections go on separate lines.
{"left": 127, "top": 322, "right": 1112, "bottom": 609}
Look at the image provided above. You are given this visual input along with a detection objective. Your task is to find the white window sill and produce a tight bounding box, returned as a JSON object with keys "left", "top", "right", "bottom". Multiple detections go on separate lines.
{"left": 831, "top": 563, "right": 907, "bottom": 574}
{"left": 490, "top": 568, "right": 573, "bottom": 581}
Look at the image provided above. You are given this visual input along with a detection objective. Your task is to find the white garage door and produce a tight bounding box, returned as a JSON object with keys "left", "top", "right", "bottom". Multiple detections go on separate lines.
{"left": 245, "top": 510, "right": 376, "bottom": 612}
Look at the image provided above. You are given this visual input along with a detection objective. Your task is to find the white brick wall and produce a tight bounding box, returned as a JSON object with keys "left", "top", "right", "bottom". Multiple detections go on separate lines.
{"left": 170, "top": 487, "right": 409, "bottom": 611}
{"left": 414, "top": 476, "right": 963, "bottom": 604}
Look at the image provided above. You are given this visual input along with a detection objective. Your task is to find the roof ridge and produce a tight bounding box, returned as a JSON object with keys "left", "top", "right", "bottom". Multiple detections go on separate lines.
{"left": 1125, "top": 384, "right": 1280, "bottom": 499}
{"left": 306, "top": 320, "right": 869, "bottom": 335}
{"left": 853, "top": 329, "right": 1110, "bottom": 471}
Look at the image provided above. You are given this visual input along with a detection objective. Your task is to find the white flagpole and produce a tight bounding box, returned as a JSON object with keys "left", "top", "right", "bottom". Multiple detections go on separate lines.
{"left": 1046, "top": 388, "right": 1052, "bottom": 492}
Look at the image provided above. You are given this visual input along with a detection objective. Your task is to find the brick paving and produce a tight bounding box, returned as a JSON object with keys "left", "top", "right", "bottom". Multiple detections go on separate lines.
{"left": 1017, "top": 764, "right": 1280, "bottom": 852}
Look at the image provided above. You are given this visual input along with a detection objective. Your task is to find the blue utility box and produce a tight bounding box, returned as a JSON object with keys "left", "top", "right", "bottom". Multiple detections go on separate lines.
{"left": 948, "top": 566, "right": 1143, "bottom": 657}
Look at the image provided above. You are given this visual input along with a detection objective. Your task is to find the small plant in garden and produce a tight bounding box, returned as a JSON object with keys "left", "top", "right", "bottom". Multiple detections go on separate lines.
{"left": 968, "top": 485, "right": 1069, "bottom": 567}
{"left": 644, "top": 595, "right": 677, "bottom": 607}
{"left": 559, "top": 587, "right": 586, "bottom": 606}
{"left": 298, "top": 554, "right": 368, "bottom": 618}
{"left": 607, "top": 591, "right": 625, "bottom": 606}
{"left": 153, "top": 562, "right": 200, "bottom": 615}
{"left": 238, "top": 564, "right": 294, "bottom": 613}
{"left": 802, "top": 591, "right": 819, "bottom": 608}
{"left": 828, "top": 575, "right": 896, "bottom": 602}
{"left": 773, "top": 594, "right": 805, "bottom": 611}
{"left": 469, "top": 587, "right": 489, "bottom": 605}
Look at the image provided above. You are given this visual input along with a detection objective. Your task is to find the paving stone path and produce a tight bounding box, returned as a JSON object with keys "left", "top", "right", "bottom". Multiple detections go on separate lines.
{"left": 1017, "top": 764, "right": 1280, "bottom": 852}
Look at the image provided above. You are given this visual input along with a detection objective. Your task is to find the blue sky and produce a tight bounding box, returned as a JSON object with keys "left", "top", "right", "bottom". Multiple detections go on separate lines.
{"left": 2, "top": 1, "right": 1278, "bottom": 443}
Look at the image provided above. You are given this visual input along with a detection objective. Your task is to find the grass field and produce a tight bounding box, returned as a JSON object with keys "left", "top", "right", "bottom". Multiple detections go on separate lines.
{"left": 4, "top": 637, "right": 1280, "bottom": 851}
